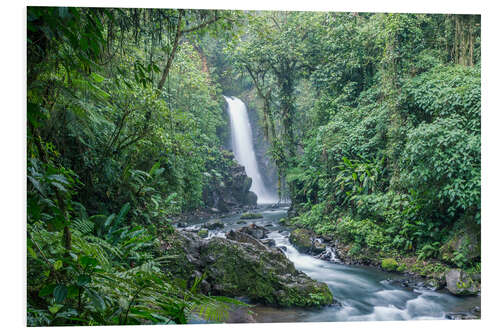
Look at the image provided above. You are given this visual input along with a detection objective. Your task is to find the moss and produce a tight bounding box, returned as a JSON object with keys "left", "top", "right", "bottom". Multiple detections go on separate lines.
{"left": 381, "top": 258, "right": 399, "bottom": 272}
{"left": 240, "top": 212, "right": 263, "bottom": 219}
{"left": 201, "top": 237, "right": 333, "bottom": 307}
{"left": 197, "top": 228, "right": 209, "bottom": 238}
{"left": 289, "top": 228, "right": 313, "bottom": 252}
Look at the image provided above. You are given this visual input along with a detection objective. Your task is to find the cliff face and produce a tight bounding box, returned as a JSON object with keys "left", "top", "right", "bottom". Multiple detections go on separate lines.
{"left": 202, "top": 150, "right": 257, "bottom": 212}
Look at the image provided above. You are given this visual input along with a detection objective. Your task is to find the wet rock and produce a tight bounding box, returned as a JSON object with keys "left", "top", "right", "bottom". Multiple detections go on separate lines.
{"left": 445, "top": 312, "right": 480, "bottom": 320}
{"left": 236, "top": 220, "right": 247, "bottom": 224}
{"left": 204, "top": 219, "right": 224, "bottom": 230}
{"left": 177, "top": 222, "right": 187, "bottom": 228}
{"left": 240, "top": 212, "right": 264, "bottom": 220}
{"left": 202, "top": 153, "right": 258, "bottom": 212}
{"left": 238, "top": 223, "right": 269, "bottom": 239}
{"left": 289, "top": 229, "right": 326, "bottom": 254}
{"left": 381, "top": 258, "right": 399, "bottom": 272}
{"left": 445, "top": 269, "right": 480, "bottom": 295}
{"left": 160, "top": 230, "right": 334, "bottom": 307}
{"left": 226, "top": 230, "right": 268, "bottom": 251}
{"left": 261, "top": 238, "right": 276, "bottom": 247}
{"left": 198, "top": 228, "right": 209, "bottom": 238}
{"left": 277, "top": 245, "right": 287, "bottom": 253}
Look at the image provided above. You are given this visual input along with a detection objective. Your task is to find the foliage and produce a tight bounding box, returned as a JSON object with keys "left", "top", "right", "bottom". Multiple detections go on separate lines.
{"left": 27, "top": 6, "right": 245, "bottom": 326}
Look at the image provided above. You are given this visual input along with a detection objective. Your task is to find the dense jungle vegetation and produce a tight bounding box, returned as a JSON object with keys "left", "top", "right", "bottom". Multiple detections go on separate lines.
{"left": 27, "top": 7, "right": 480, "bottom": 326}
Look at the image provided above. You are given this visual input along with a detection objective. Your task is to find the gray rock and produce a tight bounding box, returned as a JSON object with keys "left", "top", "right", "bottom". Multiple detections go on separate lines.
{"left": 237, "top": 223, "right": 269, "bottom": 239}
{"left": 160, "top": 230, "right": 334, "bottom": 307}
{"left": 445, "top": 269, "right": 480, "bottom": 295}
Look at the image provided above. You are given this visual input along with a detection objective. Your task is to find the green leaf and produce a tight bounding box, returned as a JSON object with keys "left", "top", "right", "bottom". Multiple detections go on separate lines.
{"left": 91, "top": 72, "right": 106, "bottom": 83}
{"left": 39, "top": 284, "right": 56, "bottom": 297}
{"left": 53, "top": 260, "right": 63, "bottom": 270}
{"left": 86, "top": 288, "right": 106, "bottom": 312}
{"left": 53, "top": 285, "right": 68, "bottom": 303}
{"left": 49, "top": 304, "right": 64, "bottom": 314}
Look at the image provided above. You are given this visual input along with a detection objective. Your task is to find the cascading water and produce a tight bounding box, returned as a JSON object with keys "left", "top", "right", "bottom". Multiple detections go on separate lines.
{"left": 225, "top": 96, "right": 277, "bottom": 204}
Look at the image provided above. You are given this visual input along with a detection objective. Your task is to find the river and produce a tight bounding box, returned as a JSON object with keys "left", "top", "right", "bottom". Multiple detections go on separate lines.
{"left": 185, "top": 206, "right": 480, "bottom": 323}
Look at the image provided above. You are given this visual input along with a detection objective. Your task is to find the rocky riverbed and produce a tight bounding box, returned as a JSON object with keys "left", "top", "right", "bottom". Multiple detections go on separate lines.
{"left": 168, "top": 206, "right": 481, "bottom": 323}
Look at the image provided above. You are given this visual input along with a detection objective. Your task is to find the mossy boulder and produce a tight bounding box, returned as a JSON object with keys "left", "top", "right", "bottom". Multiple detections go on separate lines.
{"left": 238, "top": 223, "right": 268, "bottom": 239}
{"left": 204, "top": 219, "right": 224, "bottom": 230}
{"left": 445, "top": 269, "right": 480, "bottom": 295}
{"left": 197, "top": 228, "right": 209, "bottom": 238}
{"left": 240, "top": 212, "right": 263, "bottom": 220}
{"left": 289, "top": 229, "right": 326, "bottom": 254}
{"left": 160, "top": 230, "right": 333, "bottom": 307}
{"left": 381, "top": 258, "right": 399, "bottom": 272}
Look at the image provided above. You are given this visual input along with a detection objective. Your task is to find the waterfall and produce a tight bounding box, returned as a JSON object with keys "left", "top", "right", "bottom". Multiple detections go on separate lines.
{"left": 224, "top": 96, "right": 277, "bottom": 204}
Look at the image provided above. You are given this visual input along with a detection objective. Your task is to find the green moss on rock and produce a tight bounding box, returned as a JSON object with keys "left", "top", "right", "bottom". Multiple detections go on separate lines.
{"left": 198, "top": 228, "right": 209, "bottom": 238}
{"left": 240, "top": 212, "right": 264, "bottom": 219}
{"left": 381, "top": 258, "right": 399, "bottom": 272}
{"left": 160, "top": 230, "right": 334, "bottom": 307}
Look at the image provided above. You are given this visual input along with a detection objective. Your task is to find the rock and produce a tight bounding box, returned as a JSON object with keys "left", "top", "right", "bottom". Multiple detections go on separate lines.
{"left": 381, "top": 258, "right": 399, "bottom": 272}
{"left": 289, "top": 229, "right": 325, "bottom": 254}
{"left": 261, "top": 238, "right": 276, "bottom": 247}
{"left": 245, "top": 191, "right": 258, "bottom": 206}
{"left": 202, "top": 153, "right": 259, "bottom": 212}
{"left": 445, "top": 269, "right": 480, "bottom": 295}
{"left": 445, "top": 312, "right": 480, "bottom": 320}
{"left": 238, "top": 223, "right": 268, "bottom": 239}
{"left": 160, "top": 230, "right": 334, "bottom": 307}
{"left": 236, "top": 220, "right": 247, "bottom": 224}
{"left": 177, "top": 222, "right": 187, "bottom": 228}
{"left": 226, "top": 230, "right": 268, "bottom": 251}
{"left": 277, "top": 245, "right": 287, "bottom": 253}
{"left": 204, "top": 219, "right": 224, "bottom": 230}
{"left": 198, "top": 229, "right": 209, "bottom": 238}
{"left": 240, "top": 212, "right": 264, "bottom": 220}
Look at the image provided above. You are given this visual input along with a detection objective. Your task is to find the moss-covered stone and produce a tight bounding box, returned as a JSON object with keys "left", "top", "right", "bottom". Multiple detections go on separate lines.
{"left": 381, "top": 258, "right": 399, "bottom": 272}
{"left": 445, "top": 269, "right": 480, "bottom": 295}
{"left": 160, "top": 230, "right": 334, "bottom": 307}
{"left": 203, "top": 219, "right": 224, "bottom": 230}
{"left": 289, "top": 228, "right": 313, "bottom": 252}
{"left": 240, "top": 212, "right": 263, "bottom": 219}
{"left": 198, "top": 228, "right": 209, "bottom": 238}
{"left": 201, "top": 237, "right": 333, "bottom": 307}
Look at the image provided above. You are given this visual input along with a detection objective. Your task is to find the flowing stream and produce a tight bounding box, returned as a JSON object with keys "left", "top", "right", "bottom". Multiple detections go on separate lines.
{"left": 185, "top": 208, "right": 480, "bottom": 323}
{"left": 224, "top": 96, "right": 277, "bottom": 204}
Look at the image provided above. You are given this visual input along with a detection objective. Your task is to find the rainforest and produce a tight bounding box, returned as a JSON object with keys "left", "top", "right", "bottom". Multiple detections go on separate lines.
{"left": 27, "top": 7, "right": 481, "bottom": 325}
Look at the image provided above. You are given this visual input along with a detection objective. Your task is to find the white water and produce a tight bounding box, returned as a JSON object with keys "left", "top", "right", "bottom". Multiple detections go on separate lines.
{"left": 225, "top": 96, "right": 277, "bottom": 204}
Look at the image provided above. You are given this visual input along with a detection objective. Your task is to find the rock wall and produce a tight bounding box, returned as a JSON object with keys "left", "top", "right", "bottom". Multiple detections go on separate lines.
{"left": 202, "top": 150, "right": 257, "bottom": 212}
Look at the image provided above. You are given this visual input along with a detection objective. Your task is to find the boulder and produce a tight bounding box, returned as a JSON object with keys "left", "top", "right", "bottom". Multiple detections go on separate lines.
{"left": 381, "top": 258, "right": 399, "bottom": 272}
{"left": 202, "top": 152, "right": 258, "bottom": 212}
{"left": 289, "top": 229, "right": 326, "bottom": 254}
{"left": 445, "top": 269, "right": 480, "bottom": 295}
{"left": 160, "top": 230, "right": 334, "bottom": 307}
{"left": 237, "top": 223, "right": 268, "bottom": 239}
{"left": 240, "top": 212, "right": 264, "bottom": 220}
{"left": 204, "top": 219, "right": 224, "bottom": 230}
{"left": 198, "top": 228, "right": 209, "bottom": 238}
